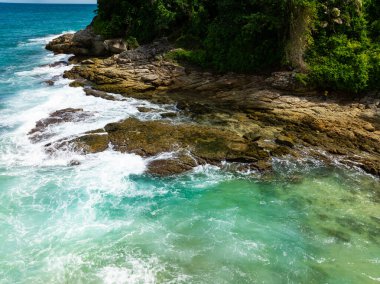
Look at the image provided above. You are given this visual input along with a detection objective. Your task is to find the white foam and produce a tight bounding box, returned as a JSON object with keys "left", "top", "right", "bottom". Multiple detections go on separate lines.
{"left": 17, "top": 31, "right": 76, "bottom": 47}
{"left": 97, "top": 258, "right": 160, "bottom": 284}
{"left": 0, "top": 69, "right": 173, "bottom": 169}
{"left": 16, "top": 63, "right": 71, "bottom": 78}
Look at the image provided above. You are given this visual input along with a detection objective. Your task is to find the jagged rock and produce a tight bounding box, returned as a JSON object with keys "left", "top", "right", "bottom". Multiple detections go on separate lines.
{"left": 84, "top": 88, "right": 116, "bottom": 101}
{"left": 104, "top": 39, "right": 128, "bottom": 54}
{"left": 46, "top": 26, "right": 107, "bottom": 56}
{"left": 29, "top": 108, "right": 91, "bottom": 142}
{"left": 147, "top": 152, "right": 198, "bottom": 176}
{"left": 46, "top": 33, "right": 90, "bottom": 55}
{"left": 275, "top": 135, "right": 295, "bottom": 148}
{"left": 161, "top": 112, "right": 177, "bottom": 118}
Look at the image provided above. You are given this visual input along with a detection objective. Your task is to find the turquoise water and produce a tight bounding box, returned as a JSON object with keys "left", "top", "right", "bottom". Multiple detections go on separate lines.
{"left": 0, "top": 4, "right": 379, "bottom": 284}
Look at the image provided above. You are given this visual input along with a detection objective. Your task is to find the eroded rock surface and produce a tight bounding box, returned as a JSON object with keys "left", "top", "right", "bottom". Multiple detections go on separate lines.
{"left": 45, "top": 35, "right": 380, "bottom": 176}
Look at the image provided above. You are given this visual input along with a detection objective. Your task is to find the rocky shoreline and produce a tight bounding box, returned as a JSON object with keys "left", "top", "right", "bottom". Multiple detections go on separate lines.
{"left": 39, "top": 30, "right": 380, "bottom": 177}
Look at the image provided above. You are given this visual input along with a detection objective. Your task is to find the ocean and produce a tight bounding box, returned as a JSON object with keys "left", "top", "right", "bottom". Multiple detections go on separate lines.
{"left": 0, "top": 3, "right": 379, "bottom": 284}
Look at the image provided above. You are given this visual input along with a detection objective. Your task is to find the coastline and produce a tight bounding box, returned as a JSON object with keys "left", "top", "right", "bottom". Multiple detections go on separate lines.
{"left": 42, "top": 31, "right": 380, "bottom": 177}
{"left": 1, "top": 5, "right": 380, "bottom": 282}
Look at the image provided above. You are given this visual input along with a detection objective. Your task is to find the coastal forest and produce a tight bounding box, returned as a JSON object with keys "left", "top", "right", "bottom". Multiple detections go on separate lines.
{"left": 93, "top": 0, "right": 380, "bottom": 94}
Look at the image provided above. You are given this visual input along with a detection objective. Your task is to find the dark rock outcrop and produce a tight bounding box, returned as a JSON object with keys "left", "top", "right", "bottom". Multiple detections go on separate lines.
{"left": 46, "top": 25, "right": 128, "bottom": 56}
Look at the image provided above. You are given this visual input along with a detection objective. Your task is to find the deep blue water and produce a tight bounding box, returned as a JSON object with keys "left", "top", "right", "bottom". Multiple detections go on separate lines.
{"left": 0, "top": 3, "right": 379, "bottom": 284}
{"left": 0, "top": 3, "right": 95, "bottom": 101}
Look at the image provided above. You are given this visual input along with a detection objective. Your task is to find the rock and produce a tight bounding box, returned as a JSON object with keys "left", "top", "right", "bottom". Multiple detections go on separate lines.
{"left": 43, "top": 75, "right": 61, "bottom": 86}
{"left": 44, "top": 61, "right": 68, "bottom": 68}
{"left": 63, "top": 118, "right": 269, "bottom": 167}
{"left": 82, "top": 59, "right": 95, "bottom": 65}
{"left": 363, "top": 123, "right": 375, "bottom": 132}
{"left": 69, "top": 160, "right": 81, "bottom": 166}
{"left": 29, "top": 108, "right": 91, "bottom": 142}
{"left": 161, "top": 112, "right": 177, "bottom": 118}
{"left": 265, "top": 71, "right": 309, "bottom": 92}
{"left": 275, "top": 135, "right": 295, "bottom": 148}
{"left": 138, "top": 107, "right": 155, "bottom": 113}
{"left": 147, "top": 152, "right": 198, "bottom": 176}
{"left": 141, "top": 74, "right": 159, "bottom": 82}
{"left": 119, "top": 38, "right": 171, "bottom": 63}
{"left": 104, "top": 39, "right": 128, "bottom": 54}
{"left": 46, "top": 25, "right": 107, "bottom": 56}
{"left": 270, "top": 146, "right": 291, "bottom": 156}
{"left": 84, "top": 88, "right": 116, "bottom": 101}
{"left": 44, "top": 80, "right": 55, "bottom": 86}
{"left": 243, "top": 131, "right": 262, "bottom": 142}
{"left": 72, "top": 134, "right": 109, "bottom": 153}
{"left": 72, "top": 26, "right": 97, "bottom": 47}
{"left": 69, "top": 79, "right": 86, "bottom": 88}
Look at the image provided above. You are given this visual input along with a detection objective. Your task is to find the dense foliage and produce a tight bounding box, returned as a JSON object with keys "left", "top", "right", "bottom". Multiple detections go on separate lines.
{"left": 94, "top": 0, "right": 380, "bottom": 93}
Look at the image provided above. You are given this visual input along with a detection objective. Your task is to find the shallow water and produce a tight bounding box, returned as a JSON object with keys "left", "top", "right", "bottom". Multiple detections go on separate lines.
{"left": 0, "top": 4, "right": 379, "bottom": 284}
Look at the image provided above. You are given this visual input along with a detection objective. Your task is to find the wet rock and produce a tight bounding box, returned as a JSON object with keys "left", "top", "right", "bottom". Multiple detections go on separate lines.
{"left": 44, "top": 80, "right": 55, "bottom": 86}
{"left": 275, "top": 135, "right": 295, "bottom": 148}
{"left": 73, "top": 134, "right": 109, "bottom": 153}
{"left": 42, "top": 60, "right": 68, "bottom": 68}
{"left": 161, "top": 112, "right": 178, "bottom": 118}
{"left": 64, "top": 118, "right": 269, "bottom": 169}
{"left": 84, "top": 88, "right": 116, "bottom": 101}
{"left": 43, "top": 75, "right": 61, "bottom": 86}
{"left": 147, "top": 152, "right": 198, "bottom": 176}
{"left": 29, "top": 108, "right": 91, "bottom": 142}
{"left": 270, "top": 146, "right": 291, "bottom": 156}
{"left": 69, "top": 160, "right": 81, "bottom": 166}
{"left": 137, "top": 107, "right": 155, "bottom": 113}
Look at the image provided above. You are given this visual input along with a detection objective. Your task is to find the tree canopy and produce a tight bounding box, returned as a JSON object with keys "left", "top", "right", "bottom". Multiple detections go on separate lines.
{"left": 94, "top": 0, "right": 380, "bottom": 93}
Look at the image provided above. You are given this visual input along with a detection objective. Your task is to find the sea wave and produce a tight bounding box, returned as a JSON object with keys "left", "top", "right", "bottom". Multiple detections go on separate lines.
{"left": 17, "top": 30, "right": 76, "bottom": 47}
